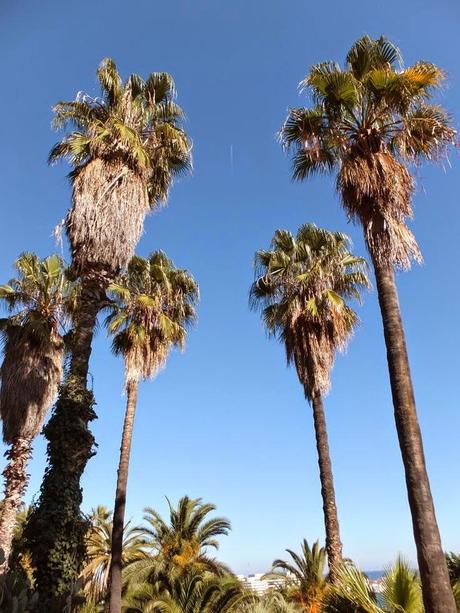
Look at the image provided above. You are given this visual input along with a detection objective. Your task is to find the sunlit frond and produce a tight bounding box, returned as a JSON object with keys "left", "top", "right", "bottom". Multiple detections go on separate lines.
{"left": 105, "top": 252, "right": 198, "bottom": 384}
{"left": 282, "top": 36, "right": 456, "bottom": 269}
{"left": 251, "top": 224, "right": 368, "bottom": 399}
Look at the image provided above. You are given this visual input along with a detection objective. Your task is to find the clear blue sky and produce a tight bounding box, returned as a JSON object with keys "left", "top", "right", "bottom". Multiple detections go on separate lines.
{"left": 1, "top": 0, "right": 459, "bottom": 574}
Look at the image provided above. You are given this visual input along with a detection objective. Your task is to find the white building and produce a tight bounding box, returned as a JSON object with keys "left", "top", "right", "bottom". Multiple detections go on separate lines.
{"left": 237, "top": 573, "right": 286, "bottom": 594}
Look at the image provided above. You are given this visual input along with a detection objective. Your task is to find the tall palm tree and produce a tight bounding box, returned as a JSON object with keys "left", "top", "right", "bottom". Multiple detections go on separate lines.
{"left": 80, "top": 506, "right": 145, "bottom": 606}
{"left": 26, "top": 58, "right": 191, "bottom": 607}
{"left": 104, "top": 252, "right": 198, "bottom": 613}
{"left": 126, "top": 496, "right": 231, "bottom": 585}
{"left": 0, "top": 253, "right": 73, "bottom": 569}
{"left": 250, "top": 225, "right": 368, "bottom": 580}
{"left": 280, "top": 36, "right": 456, "bottom": 612}
{"left": 264, "top": 540, "right": 328, "bottom": 612}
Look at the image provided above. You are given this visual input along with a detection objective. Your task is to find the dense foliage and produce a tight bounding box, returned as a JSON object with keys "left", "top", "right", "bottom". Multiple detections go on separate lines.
{"left": 5, "top": 499, "right": 459, "bottom": 613}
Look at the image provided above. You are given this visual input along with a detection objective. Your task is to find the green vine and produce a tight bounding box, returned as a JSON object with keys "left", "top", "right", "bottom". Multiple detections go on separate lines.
{"left": 24, "top": 376, "right": 96, "bottom": 611}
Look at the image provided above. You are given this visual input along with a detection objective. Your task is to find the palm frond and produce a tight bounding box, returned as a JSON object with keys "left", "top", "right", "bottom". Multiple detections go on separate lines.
{"left": 250, "top": 224, "right": 368, "bottom": 399}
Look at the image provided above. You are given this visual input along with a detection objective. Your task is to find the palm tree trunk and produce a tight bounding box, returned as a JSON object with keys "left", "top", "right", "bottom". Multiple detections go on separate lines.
{"left": 26, "top": 275, "right": 108, "bottom": 610}
{"left": 372, "top": 258, "right": 455, "bottom": 613}
{"left": 108, "top": 379, "right": 139, "bottom": 613}
{"left": 69, "top": 275, "right": 108, "bottom": 383}
{"left": 0, "top": 436, "right": 33, "bottom": 570}
{"left": 311, "top": 392, "right": 343, "bottom": 583}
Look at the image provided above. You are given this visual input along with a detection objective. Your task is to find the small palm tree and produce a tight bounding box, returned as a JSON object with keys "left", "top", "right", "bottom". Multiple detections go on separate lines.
{"left": 81, "top": 506, "right": 145, "bottom": 606}
{"left": 123, "top": 570, "right": 245, "bottom": 613}
{"left": 446, "top": 553, "right": 460, "bottom": 586}
{"left": 0, "top": 253, "right": 73, "bottom": 568}
{"left": 126, "top": 496, "right": 231, "bottom": 586}
{"left": 104, "top": 252, "right": 198, "bottom": 612}
{"left": 382, "top": 558, "right": 423, "bottom": 613}
{"left": 8, "top": 506, "right": 34, "bottom": 586}
{"left": 446, "top": 553, "right": 460, "bottom": 613}
{"left": 239, "top": 592, "right": 302, "bottom": 613}
{"left": 265, "top": 540, "right": 328, "bottom": 612}
{"left": 29, "top": 58, "right": 192, "bottom": 605}
{"left": 280, "top": 36, "right": 456, "bottom": 612}
{"left": 250, "top": 225, "right": 368, "bottom": 580}
{"left": 331, "top": 557, "right": 423, "bottom": 613}
{"left": 0, "top": 571, "right": 39, "bottom": 613}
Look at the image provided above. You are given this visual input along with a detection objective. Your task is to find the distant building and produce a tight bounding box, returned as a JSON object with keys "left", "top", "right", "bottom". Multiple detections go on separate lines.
{"left": 369, "top": 578, "right": 384, "bottom": 594}
{"left": 237, "top": 573, "right": 286, "bottom": 594}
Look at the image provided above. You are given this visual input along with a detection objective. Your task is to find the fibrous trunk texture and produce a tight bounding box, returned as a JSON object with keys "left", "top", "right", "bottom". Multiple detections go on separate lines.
{"left": 339, "top": 151, "right": 421, "bottom": 270}
{"left": 0, "top": 327, "right": 64, "bottom": 443}
{"left": 67, "top": 158, "right": 149, "bottom": 277}
{"left": 0, "top": 437, "right": 33, "bottom": 571}
{"left": 108, "top": 379, "right": 139, "bottom": 613}
{"left": 311, "top": 393, "right": 343, "bottom": 583}
{"left": 372, "top": 258, "right": 455, "bottom": 613}
{"left": 26, "top": 277, "right": 103, "bottom": 612}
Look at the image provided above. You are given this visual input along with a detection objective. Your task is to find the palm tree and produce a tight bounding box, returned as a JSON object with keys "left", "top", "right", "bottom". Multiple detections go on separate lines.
{"left": 0, "top": 253, "right": 73, "bottom": 569}
{"left": 250, "top": 225, "right": 368, "bottom": 580}
{"left": 446, "top": 553, "right": 460, "bottom": 587}
{"left": 9, "top": 506, "right": 35, "bottom": 586}
{"left": 26, "top": 58, "right": 191, "bottom": 606}
{"left": 280, "top": 35, "right": 456, "bottom": 613}
{"left": 382, "top": 558, "right": 423, "bottom": 613}
{"left": 0, "top": 571, "right": 39, "bottom": 613}
{"left": 123, "top": 570, "right": 245, "bottom": 613}
{"left": 104, "top": 252, "right": 198, "bottom": 613}
{"left": 331, "top": 557, "right": 423, "bottom": 613}
{"left": 80, "top": 506, "right": 145, "bottom": 606}
{"left": 126, "top": 496, "right": 231, "bottom": 584}
{"left": 446, "top": 553, "right": 460, "bottom": 613}
{"left": 264, "top": 540, "right": 329, "bottom": 612}
{"left": 239, "top": 592, "right": 302, "bottom": 613}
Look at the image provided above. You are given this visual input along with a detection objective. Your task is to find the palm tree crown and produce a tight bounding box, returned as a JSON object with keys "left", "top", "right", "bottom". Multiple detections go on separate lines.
{"left": 50, "top": 58, "right": 192, "bottom": 276}
{"left": 0, "top": 253, "right": 74, "bottom": 442}
{"left": 139, "top": 496, "right": 231, "bottom": 574}
{"left": 105, "top": 251, "right": 199, "bottom": 385}
{"left": 280, "top": 36, "right": 456, "bottom": 269}
{"left": 123, "top": 570, "right": 245, "bottom": 613}
{"left": 333, "top": 557, "right": 423, "bottom": 613}
{"left": 265, "top": 540, "right": 328, "bottom": 611}
{"left": 250, "top": 224, "right": 368, "bottom": 399}
{"left": 81, "top": 506, "right": 145, "bottom": 604}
